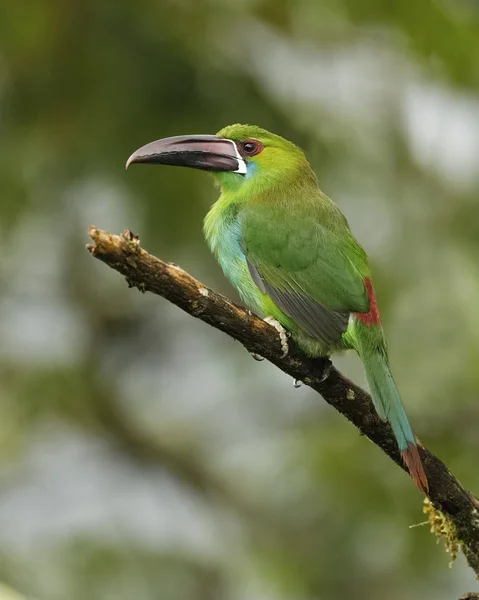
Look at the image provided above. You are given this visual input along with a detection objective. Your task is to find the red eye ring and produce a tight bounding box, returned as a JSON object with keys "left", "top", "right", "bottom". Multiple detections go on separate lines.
{"left": 240, "top": 138, "right": 263, "bottom": 157}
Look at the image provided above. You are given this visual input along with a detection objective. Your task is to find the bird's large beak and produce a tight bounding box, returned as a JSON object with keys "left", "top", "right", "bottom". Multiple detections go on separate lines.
{"left": 126, "top": 134, "right": 247, "bottom": 174}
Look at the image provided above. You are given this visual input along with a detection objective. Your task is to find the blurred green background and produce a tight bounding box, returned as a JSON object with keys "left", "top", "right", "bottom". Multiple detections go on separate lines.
{"left": 1, "top": 0, "right": 479, "bottom": 598}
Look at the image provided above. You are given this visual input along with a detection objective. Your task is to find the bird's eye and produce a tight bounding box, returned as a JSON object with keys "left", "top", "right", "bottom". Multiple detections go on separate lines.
{"left": 243, "top": 141, "right": 257, "bottom": 154}
{"left": 240, "top": 139, "right": 263, "bottom": 157}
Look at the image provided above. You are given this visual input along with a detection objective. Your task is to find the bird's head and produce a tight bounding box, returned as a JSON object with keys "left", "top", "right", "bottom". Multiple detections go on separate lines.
{"left": 126, "top": 124, "right": 315, "bottom": 192}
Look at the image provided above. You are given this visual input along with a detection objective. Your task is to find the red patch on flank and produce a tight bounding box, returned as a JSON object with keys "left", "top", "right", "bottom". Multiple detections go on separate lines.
{"left": 354, "top": 278, "right": 382, "bottom": 327}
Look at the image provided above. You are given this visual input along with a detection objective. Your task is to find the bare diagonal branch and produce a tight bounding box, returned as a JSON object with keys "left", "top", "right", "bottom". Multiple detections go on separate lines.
{"left": 86, "top": 226, "right": 479, "bottom": 577}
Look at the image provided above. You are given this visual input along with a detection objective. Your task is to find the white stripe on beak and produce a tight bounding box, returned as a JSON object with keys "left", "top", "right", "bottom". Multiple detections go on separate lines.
{"left": 229, "top": 140, "right": 247, "bottom": 175}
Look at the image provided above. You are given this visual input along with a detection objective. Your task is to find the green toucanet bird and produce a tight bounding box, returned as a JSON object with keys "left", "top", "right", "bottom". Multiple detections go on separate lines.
{"left": 126, "top": 124, "right": 428, "bottom": 492}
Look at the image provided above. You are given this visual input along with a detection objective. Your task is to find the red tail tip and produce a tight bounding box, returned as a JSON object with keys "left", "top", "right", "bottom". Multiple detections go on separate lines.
{"left": 401, "top": 443, "right": 428, "bottom": 493}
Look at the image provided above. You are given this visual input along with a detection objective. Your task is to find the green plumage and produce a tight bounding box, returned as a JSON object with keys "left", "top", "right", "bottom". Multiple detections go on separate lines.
{"left": 206, "top": 124, "right": 371, "bottom": 356}
{"left": 128, "top": 122, "right": 427, "bottom": 491}
{"left": 206, "top": 124, "right": 427, "bottom": 491}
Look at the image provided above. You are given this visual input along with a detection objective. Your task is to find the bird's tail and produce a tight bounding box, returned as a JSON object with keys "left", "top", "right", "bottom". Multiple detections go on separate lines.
{"left": 357, "top": 343, "right": 428, "bottom": 493}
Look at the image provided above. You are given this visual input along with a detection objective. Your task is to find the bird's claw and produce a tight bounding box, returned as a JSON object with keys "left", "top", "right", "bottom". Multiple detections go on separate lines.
{"left": 264, "top": 317, "right": 289, "bottom": 358}
{"left": 250, "top": 352, "right": 265, "bottom": 362}
{"left": 318, "top": 358, "right": 331, "bottom": 383}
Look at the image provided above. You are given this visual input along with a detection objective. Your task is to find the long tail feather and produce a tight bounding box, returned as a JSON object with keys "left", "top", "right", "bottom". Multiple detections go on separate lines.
{"left": 358, "top": 344, "right": 428, "bottom": 492}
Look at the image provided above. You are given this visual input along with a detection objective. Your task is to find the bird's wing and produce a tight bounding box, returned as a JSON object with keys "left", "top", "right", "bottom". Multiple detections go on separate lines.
{"left": 241, "top": 203, "right": 370, "bottom": 346}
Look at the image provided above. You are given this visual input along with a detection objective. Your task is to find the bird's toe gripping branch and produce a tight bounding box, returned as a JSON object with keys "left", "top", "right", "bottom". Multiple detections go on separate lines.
{"left": 318, "top": 358, "right": 332, "bottom": 383}
{"left": 263, "top": 316, "right": 289, "bottom": 358}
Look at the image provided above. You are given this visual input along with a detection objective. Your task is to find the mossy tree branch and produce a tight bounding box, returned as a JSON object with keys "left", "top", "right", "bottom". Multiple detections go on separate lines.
{"left": 87, "top": 226, "right": 479, "bottom": 580}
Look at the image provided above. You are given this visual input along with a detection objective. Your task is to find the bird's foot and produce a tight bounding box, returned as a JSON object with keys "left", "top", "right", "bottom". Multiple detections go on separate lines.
{"left": 317, "top": 358, "right": 332, "bottom": 383}
{"left": 264, "top": 317, "right": 289, "bottom": 358}
{"left": 293, "top": 359, "right": 330, "bottom": 389}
